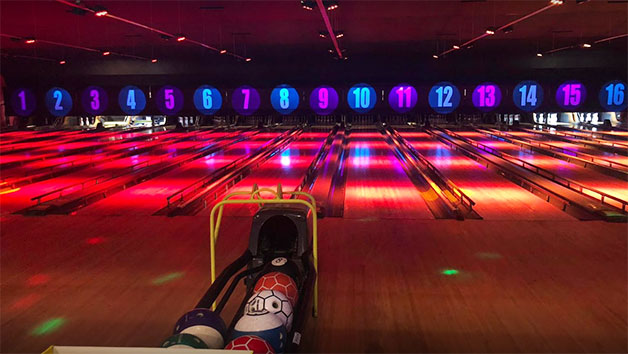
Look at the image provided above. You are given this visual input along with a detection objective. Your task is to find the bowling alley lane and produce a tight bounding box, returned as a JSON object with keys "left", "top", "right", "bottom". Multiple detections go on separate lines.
{"left": 77, "top": 131, "right": 282, "bottom": 216}
{"left": 198, "top": 131, "right": 328, "bottom": 217}
{"left": 457, "top": 132, "right": 628, "bottom": 202}
{"left": 343, "top": 131, "right": 434, "bottom": 219}
{"left": 400, "top": 132, "right": 574, "bottom": 221}
{"left": 506, "top": 130, "right": 628, "bottom": 167}
{"left": 0, "top": 130, "right": 229, "bottom": 214}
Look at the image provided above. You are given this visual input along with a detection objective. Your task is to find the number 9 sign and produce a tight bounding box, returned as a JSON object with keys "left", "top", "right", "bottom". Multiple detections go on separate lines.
{"left": 118, "top": 86, "right": 146, "bottom": 115}
{"left": 193, "top": 85, "right": 222, "bottom": 115}
{"left": 45, "top": 87, "right": 73, "bottom": 117}
{"left": 309, "top": 85, "right": 339, "bottom": 115}
{"left": 81, "top": 86, "right": 108, "bottom": 115}
{"left": 156, "top": 85, "right": 184, "bottom": 115}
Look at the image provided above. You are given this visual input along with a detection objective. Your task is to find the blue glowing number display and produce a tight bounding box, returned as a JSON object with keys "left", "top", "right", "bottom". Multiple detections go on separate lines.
{"left": 271, "top": 85, "right": 299, "bottom": 114}
{"left": 10, "top": 88, "right": 36, "bottom": 116}
{"left": 347, "top": 83, "right": 376, "bottom": 113}
{"left": 472, "top": 83, "right": 502, "bottom": 112}
{"left": 556, "top": 81, "right": 586, "bottom": 109}
{"left": 599, "top": 81, "right": 627, "bottom": 111}
{"left": 193, "top": 85, "right": 223, "bottom": 115}
{"left": 81, "top": 86, "right": 108, "bottom": 115}
{"left": 513, "top": 81, "right": 543, "bottom": 112}
{"left": 45, "top": 87, "right": 72, "bottom": 117}
{"left": 232, "top": 86, "right": 261, "bottom": 116}
{"left": 309, "top": 86, "right": 339, "bottom": 115}
{"left": 156, "top": 85, "right": 184, "bottom": 115}
{"left": 428, "top": 82, "right": 460, "bottom": 114}
{"left": 118, "top": 86, "right": 146, "bottom": 115}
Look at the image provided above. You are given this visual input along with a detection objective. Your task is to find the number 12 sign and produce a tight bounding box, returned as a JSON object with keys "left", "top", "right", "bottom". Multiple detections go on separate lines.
{"left": 428, "top": 82, "right": 460, "bottom": 114}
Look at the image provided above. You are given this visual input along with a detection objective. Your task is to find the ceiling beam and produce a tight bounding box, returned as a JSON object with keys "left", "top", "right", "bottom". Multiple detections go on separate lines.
{"left": 315, "top": 0, "right": 343, "bottom": 59}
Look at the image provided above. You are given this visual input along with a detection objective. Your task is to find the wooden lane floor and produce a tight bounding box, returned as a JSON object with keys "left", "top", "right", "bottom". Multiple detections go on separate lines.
{"left": 343, "top": 131, "right": 434, "bottom": 219}
{"left": 1, "top": 215, "right": 625, "bottom": 353}
{"left": 400, "top": 132, "right": 575, "bottom": 221}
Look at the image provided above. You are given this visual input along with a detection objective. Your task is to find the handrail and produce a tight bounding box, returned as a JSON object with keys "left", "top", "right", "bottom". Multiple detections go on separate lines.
{"left": 443, "top": 129, "right": 628, "bottom": 212}
{"left": 208, "top": 184, "right": 319, "bottom": 316}
{"left": 485, "top": 129, "right": 628, "bottom": 171}
{"left": 390, "top": 128, "right": 476, "bottom": 211}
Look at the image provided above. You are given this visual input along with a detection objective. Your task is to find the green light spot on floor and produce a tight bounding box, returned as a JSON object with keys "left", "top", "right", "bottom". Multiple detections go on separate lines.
{"left": 151, "top": 272, "right": 185, "bottom": 285}
{"left": 31, "top": 318, "right": 66, "bottom": 336}
{"left": 441, "top": 269, "right": 459, "bottom": 275}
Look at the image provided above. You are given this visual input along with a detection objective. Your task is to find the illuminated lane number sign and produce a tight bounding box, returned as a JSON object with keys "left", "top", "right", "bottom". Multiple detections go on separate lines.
{"left": 118, "top": 86, "right": 146, "bottom": 115}
{"left": 81, "top": 86, "right": 108, "bottom": 115}
{"left": 513, "top": 81, "right": 544, "bottom": 112}
{"left": 11, "top": 88, "right": 36, "bottom": 116}
{"left": 388, "top": 84, "right": 418, "bottom": 113}
{"left": 472, "top": 83, "right": 502, "bottom": 112}
{"left": 156, "top": 85, "right": 184, "bottom": 115}
{"left": 45, "top": 87, "right": 73, "bottom": 117}
{"left": 232, "top": 85, "right": 260, "bottom": 116}
{"left": 271, "top": 85, "right": 299, "bottom": 114}
{"left": 347, "top": 83, "right": 376, "bottom": 113}
{"left": 309, "top": 85, "right": 339, "bottom": 115}
{"left": 193, "top": 85, "right": 223, "bottom": 115}
{"left": 599, "top": 81, "right": 627, "bottom": 111}
{"left": 556, "top": 81, "right": 586, "bottom": 109}
{"left": 428, "top": 82, "right": 460, "bottom": 114}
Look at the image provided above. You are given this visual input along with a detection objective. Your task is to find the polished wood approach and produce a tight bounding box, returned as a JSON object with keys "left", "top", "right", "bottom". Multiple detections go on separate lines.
{"left": 1, "top": 215, "right": 626, "bottom": 353}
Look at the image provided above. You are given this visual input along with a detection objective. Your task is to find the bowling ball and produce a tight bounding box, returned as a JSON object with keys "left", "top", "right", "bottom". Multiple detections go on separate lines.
{"left": 225, "top": 335, "right": 275, "bottom": 354}
{"left": 254, "top": 271, "right": 299, "bottom": 307}
{"left": 245, "top": 290, "right": 294, "bottom": 332}
{"left": 232, "top": 313, "right": 287, "bottom": 353}
{"left": 161, "top": 333, "right": 208, "bottom": 349}
{"left": 260, "top": 257, "right": 301, "bottom": 285}
{"left": 173, "top": 308, "right": 227, "bottom": 349}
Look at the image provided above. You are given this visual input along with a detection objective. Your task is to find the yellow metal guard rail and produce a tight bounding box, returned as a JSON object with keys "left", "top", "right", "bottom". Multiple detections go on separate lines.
{"left": 209, "top": 184, "right": 319, "bottom": 317}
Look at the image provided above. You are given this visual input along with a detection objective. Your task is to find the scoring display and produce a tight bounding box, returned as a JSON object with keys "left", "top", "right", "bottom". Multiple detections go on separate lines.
{"left": 556, "top": 81, "right": 586, "bottom": 110}
{"left": 472, "top": 83, "right": 502, "bottom": 112}
{"left": 271, "top": 84, "right": 299, "bottom": 115}
{"left": 45, "top": 87, "right": 73, "bottom": 117}
{"left": 388, "top": 84, "right": 418, "bottom": 113}
{"left": 428, "top": 82, "right": 460, "bottom": 114}
{"left": 513, "top": 80, "right": 544, "bottom": 112}
{"left": 193, "top": 85, "right": 223, "bottom": 115}
{"left": 81, "top": 86, "right": 109, "bottom": 115}
{"left": 232, "top": 85, "right": 261, "bottom": 116}
{"left": 599, "top": 80, "right": 627, "bottom": 112}
{"left": 10, "top": 88, "right": 36, "bottom": 117}
{"left": 347, "top": 83, "right": 376, "bottom": 113}
{"left": 309, "top": 86, "right": 339, "bottom": 115}
{"left": 118, "top": 86, "right": 147, "bottom": 115}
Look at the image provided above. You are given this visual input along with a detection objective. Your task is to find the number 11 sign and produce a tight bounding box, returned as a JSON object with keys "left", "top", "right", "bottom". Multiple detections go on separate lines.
{"left": 388, "top": 84, "right": 418, "bottom": 113}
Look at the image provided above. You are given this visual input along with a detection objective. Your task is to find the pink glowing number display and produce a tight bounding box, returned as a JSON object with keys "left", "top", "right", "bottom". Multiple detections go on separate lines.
{"left": 396, "top": 86, "right": 412, "bottom": 108}
{"left": 561, "top": 84, "right": 582, "bottom": 106}
{"left": 90, "top": 89, "right": 100, "bottom": 110}
{"left": 164, "top": 89, "right": 175, "bottom": 110}
{"left": 242, "top": 88, "right": 250, "bottom": 110}
{"left": 318, "top": 88, "right": 329, "bottom": 109}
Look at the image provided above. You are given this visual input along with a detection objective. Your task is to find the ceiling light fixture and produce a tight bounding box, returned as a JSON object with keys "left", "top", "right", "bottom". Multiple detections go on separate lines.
{"left": 453, "top": 45, "right": 460, "bottom": 50}
{"left": 151, "top": 58, "right": 157, "bottom": 63}
{"left": 93, "top": 5, "right": 108, "bottom": 17}
{"left": 319, "top": 31, "right": 327, "bottom": 38}
{"left": 25, "top": 37, "right": 36, "bottom": 44}
{"left": 102, "top": 51, "right": 111, "bottom": 56}
{"left": 536, "top": 53, "right": 543, "bottom": 57}
{"left": 485, "top": 27, "right": 496, "bottom": 35}
{"left": 301, "top": 0, "right": 315, "bottom": 10}
{"left": 581, "top": 43, "right": 592, "bottom": 48}
{"left": 433, "top": 54, "right": 439, "bottom": 59}
{"left": 219, "top": 49, "right": 227, "bottom": 54}
{"left": 59, "top": 60, "right": 67, "bottom": 64}
{"left": 245, "top": 58, "right": 252, "bottom": 62}
{"left": 176, "top": 34, "right": 186, "bottom": 42}
{"left": 502, "top": 26, "right": 514, "bottom": 34}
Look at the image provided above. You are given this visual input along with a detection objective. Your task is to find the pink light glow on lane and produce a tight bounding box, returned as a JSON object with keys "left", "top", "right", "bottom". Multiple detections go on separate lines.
{"left": 343, "top": 131, "right": 434, "bottom": 219}
{"left": 75, "top": 133, "right": 275, "bottom": 216}
{"left": 401, "top": 131, "right": 575, "bottom": 220}
{"left": 467, "top": 135, "right": 628, "bottom": 202}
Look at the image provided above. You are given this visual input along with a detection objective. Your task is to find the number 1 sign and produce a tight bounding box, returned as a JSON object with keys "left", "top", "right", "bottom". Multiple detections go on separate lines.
{"left": 10, "top": 88, "right": 36, "bottom": 117}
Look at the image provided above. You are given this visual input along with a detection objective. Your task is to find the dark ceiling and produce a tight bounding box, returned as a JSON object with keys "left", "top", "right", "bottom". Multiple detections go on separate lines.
{"left": 0, "top": 0, "right": 626, "bottom": 85}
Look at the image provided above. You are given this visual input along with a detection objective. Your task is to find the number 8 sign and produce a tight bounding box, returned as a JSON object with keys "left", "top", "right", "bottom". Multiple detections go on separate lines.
{"left": 118, "top": 86, "right": 146, "bottom": 115}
